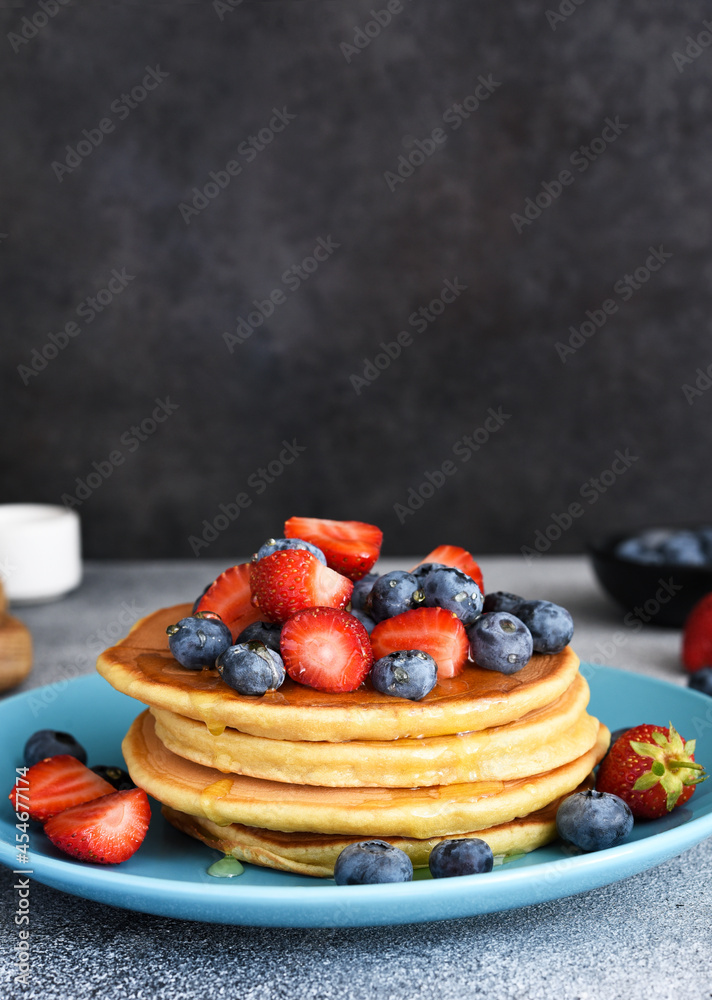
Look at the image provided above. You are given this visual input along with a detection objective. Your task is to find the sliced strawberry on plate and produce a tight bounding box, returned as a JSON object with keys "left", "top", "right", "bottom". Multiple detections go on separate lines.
{"left": 251, "top": 549, "right": 353, "bottom": 622}
{"left": 284, "top": 516, "right": 383, "bottom": 581}
{"left": 370, "top": 607, "right": 469, "bottom": 679}
{"left": 10, "top": 755, "right": 115, "bottom": 822}
{"left": 194, "top": 563, "right": 259, "bottom": 639}
{"left": 411, "top": 545, "right": 484, "bottom": 593}
{"left": 682, "top": 593, "right": 712, "bottom": 672}
{"left": 44, "top": 787, "right": 151, "bottom": 864}
{"left": 280, "top": 607, "right": 373, "bottom": 693}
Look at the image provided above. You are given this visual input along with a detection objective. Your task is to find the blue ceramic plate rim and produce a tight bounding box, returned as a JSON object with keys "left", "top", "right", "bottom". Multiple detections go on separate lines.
{"left": 1, "top": 667, "right": 711, "bottom": 927}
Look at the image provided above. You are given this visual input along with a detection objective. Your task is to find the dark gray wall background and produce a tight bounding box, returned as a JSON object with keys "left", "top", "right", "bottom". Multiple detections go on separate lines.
{"left": 3, "top": 0, "right": 712, "bottom": 559}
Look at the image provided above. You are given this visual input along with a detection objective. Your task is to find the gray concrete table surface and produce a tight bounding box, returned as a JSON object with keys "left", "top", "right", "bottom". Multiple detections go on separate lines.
{"left": 1, "top": 557, "right": 710, "bottom": 1000}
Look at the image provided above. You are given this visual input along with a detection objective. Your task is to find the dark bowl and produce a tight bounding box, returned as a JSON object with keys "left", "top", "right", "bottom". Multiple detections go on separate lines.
{"left": 588, "top": 528, "right": 712, "bottom": 628}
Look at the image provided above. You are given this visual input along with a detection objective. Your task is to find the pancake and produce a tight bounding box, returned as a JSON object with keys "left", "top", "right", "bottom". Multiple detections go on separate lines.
{"left": 123, "top": 709, "right": 609, "bottom": 838}
{"left": 99, "top": 603, "right": 582, "bottom": 741}
{"left": 150, "top": 673, "right": 597, "bottom": 786}
{"left": 163, "top": 776, "right": 595, "bottom": 878}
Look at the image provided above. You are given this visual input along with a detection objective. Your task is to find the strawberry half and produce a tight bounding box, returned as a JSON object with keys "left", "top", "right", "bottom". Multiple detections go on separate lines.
{"left": 10, "top": 755, "right": 115, "bottom": 823}
{"left": 194, "top": 563, "right": 261, "bottom": 639}
{"left": 280, "top": 607, "right": 373, "bottom": 693}
{"left": 682, "top": 593, "right": 712, "bottom": 672}
{"left": 411, "top": 545, "right": 484, "bottom": 593}
{"left": 370, "top": 607, "right": 469, "bottom": 680}
{"left": 284, "top": 516, "right": 383, "bottom": 581}
{"left": 44, "top": 787, "right": 151, "bottom": 864}
{"left": 596, "top": 723, "right": 707, "bottom": 819}
{"left": 251, "top": 549, "right": 353, "bottom": 622}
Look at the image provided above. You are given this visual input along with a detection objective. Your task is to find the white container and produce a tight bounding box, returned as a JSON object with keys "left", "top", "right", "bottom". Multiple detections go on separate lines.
{"left": 0, "top": 504, "right": 82, "bottom": 604}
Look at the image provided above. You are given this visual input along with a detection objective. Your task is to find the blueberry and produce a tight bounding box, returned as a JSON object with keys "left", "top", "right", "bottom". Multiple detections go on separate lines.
{"left": 333, "top": 840, "right": 413, "bottom": 885}
{"left": 216, "top": 641, "right": 285, "bottom": 696}
{"left": 514, "top": 600, "right": 574, "bottom": 654}
{"left": 166, "top": 616, "right": 233, "bottom": 670}
{"left": 350, "top": 608, "right": 376, "bottom": 635}
{"left": 429, "top": 838, "right": 494, "bottom": 878}
{"left": 556, "top": 789, "right": 633, "bottom": 851}
{"left": 350, "top": 573, "right": 379, "bottom": 614}
{"left": 467, "top": 612, "right": 533, "bottom": 674}
{"left": 660, "top": 530, "right": 708, "bottom": 566}
{"left": 370, "top": 650, "right": 438, "bottom": 700}
{"left": 689, "top": 667, "right": 712, "bottom": 697}
{"left": 412, "top": 562, "right": 449, "bottom": 585}
{"left": 254, "top": 537, "right": 326, "bottom": 564}
{"left": 91, "top": 765, "right": 135, "bottom": 790}
{"left": 615, "top": 537, "right": 665, "bottom": 564}
{"left": 367, "top": 571, "right": 425, "bottom": 623}
{"left": 421, "top": 567, "right": 483, "bottom": 625}
{"left": 191, "top": 583, "right": 211, "bottom": 614}
{"left": 483, "top": 591, "right": 525, "bottom": 614}
{"left": 696, "top": 527, "right": 712, "bottom": 561}
{"left": 235, "top": 620, "right": 283, "bottom": 654}
{"left": 24, "top": 730, "right": 87, "bottom": 768}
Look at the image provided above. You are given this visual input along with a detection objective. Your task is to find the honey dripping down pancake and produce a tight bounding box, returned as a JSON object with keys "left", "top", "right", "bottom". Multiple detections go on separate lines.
{"left": 161, "top": 775, "right": 596, "bottom": 879}
{"left": 150, "top": 672, "right": 598, "bottom": 786}
{"left": 97, "top": 604, "right": 582, "bottom": 741}
{"left": 122, "top": 710, "right": 610, "bottom": 839}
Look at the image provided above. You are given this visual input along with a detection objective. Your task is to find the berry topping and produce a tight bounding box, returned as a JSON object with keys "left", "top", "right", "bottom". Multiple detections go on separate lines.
{"left": 367, "top": 571, "right": 425, "bottom": 623}
{"left": 216, "top": 641, "right": 286, "bottom": 696}
{"left": 370, "top": 607, "right": 469, "bottom": 679}
{"left": 235, "top": 620, "right": 283, "bottom": 654}
{"left": 689, "top": 667, "right": 712, "bottom": 696}
{"left": 482, "top": 591, "right": 524, "bottom": 615}
{"left": 682, "top": 594, "right": 712, "bottom": 672}
{"left": 24, "top": 730, "right": 87, "bottom": 769}
{"left": 350, "top": 572, "right": 379, "bottom": 614}
{"left": 556, "top": 790, "right": 633, "bottom": 851}
{"left": 91, "top": 765, "right": 136, "bottom": 791}
{"left": 411, "top": 545, "right": 484, "bottom": 593}
{"left": 467, "top": 612, "right": 533, "bottom": 674}
{"left": 280, "top": 607, "right": 373, "bottom": 693}
{"left": 370, "top": 650, "right": 438, "bottom": 701}
{"left": 43, "top": 787, "right": 151, "bottom": 864}
{"left": 254, "top": 537, "right": 326, "bottom": 564}
{"left": 596, "top": 723, "right": 707, "bottom": 818}
{"left": 251, "top": 549, "right": 353, "bottom": 622}
{"left": 333, "top": 840, "right": 413, "bottom": 885}
{"left": 420, "top": 566, "right": 483, "bottom": 625}
{"left": 428, "top": 838, "right": 494, "bottom": 878}
{"left": 11, "top": 755, "right": 115, "bottom": 822}
{"left": 514, "top": 600, "right": 574, "bottom": 654}
{"left": 166, "top": 616, "right": 232, "bottom": 671}
{"left": 193, "top": 563, "right": 260, "bottom": 637}
{"left": 284, "top": 516, "right": 383, "bottom": 581}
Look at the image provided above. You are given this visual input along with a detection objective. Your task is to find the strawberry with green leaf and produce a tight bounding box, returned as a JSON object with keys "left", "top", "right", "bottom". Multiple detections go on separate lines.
{"left": 596, "top": 723, "right": 706, "bottom": 819}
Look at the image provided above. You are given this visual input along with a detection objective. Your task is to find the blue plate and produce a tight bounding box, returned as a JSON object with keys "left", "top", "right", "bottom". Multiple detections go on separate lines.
{"left": 1, "top": 666, "right": 711, "bottom": 927}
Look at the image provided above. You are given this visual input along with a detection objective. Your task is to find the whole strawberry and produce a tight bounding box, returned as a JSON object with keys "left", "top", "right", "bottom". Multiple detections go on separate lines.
{"left": 597, "top": 723, "right": 706, "bottom": 819}
{"left": 682, "top": 593, "right": 712, "bottom": 672}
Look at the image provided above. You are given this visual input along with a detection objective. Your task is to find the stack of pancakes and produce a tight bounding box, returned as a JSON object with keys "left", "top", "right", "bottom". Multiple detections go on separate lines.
{"left": 97, "top": 603, "right": 609, "bottom": 877}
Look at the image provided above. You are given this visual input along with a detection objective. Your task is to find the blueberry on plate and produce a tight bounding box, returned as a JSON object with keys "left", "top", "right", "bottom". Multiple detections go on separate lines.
{"left": 467, "top": 612, "right": 533, "bottom": 674}
{"left": 514, "top": 600, "right": 574, "bottom": 654}
{"left": 216, "top": 641, "right": 285, "bottom": 696}
{"left": 482, "top": 591, "right": 525, "bottom": 614}
{"left": 370, "top": 650, "right": 437, "bottom": 700}
{"left": 24, "top": 730, "right": 87, "bottom": 768}
{"left": 689, "top": 667, "right": 712, "bottom": 697}
{"left": 235, "top": 620, "right": 283, "bottom": 654}
{"left": 333, "top": 840, "right": 413, "bottom": 885}
{"left": 350, "top": 608, "right": 376, "bottom": 635}
{"left": 421, "top": 566, "right": 483, "bottom": 625}
{"left": 556, "top": 789, "right": 633, "bottom": 851}
{"left": 429, "top": 838, "right": 494, "bottom": 878}
{"left": 254, "top": 537, "right": 326, "bottom": 564}
{"left": 166, "top": 616, "right": 233, "bottom": 670}
{"left": 367, "top": 571, "right": 424, "bottom": 623}
{"left": 91, "top": 765, "right": 135, "bottom": 791}
{"left": 350, "top": 573, "right": 379, "bottom": 614}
